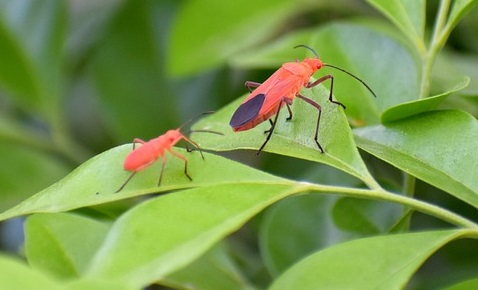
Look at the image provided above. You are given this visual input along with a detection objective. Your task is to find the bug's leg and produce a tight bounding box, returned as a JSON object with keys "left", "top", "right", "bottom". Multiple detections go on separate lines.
{"left": 185, "top": 143, "right": 192, "bottom": 152}
{"left": 158, "top": 155, "right": 168, "bottom": 186}
{"left": 257, "top": 100, "right": 283, "bottom": 155}
{"left": 169, "top": 149, "right": 192, "bottom": 181}
{"left": 285, "top": 103, "right": 293, "bottom": 121}
{"left": 115, "top": 172, "right": 137, "bottom": 193}
{"left": 183, "top": 137, "right": 205, "bottom": 160}
{"left": 245, "top": 81, "right": 262, "bottom": 92}
{"left": 296, "top": 94, "right": 324, "bottom": 153}
{"left": 264, "top": 119, "right": 274, "bottom": 134}
{"left": 132, "top": 138, "right": 146, "bottom": 150}
{"left": 306, "top": 75, "right": 346, "bottom": 109}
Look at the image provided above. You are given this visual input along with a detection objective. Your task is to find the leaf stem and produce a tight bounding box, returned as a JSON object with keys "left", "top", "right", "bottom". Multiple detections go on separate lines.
{"left": 402, "top": 173, "right": 416, "bottom": 198}
{"left": 419, "top": 0, "right": 451, "bottom": 99}
{"left": 296, "top": 183, "right": 478, "bottom": 229}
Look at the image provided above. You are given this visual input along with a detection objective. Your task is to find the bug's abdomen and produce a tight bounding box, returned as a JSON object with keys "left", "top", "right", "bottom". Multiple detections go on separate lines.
{"left": 124, "top": 144, "right": 160, "bottom": 172}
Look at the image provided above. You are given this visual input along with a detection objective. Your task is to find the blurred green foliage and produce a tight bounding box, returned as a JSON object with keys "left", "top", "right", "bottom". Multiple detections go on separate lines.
{"left": 0, "top": 0, "right": 478, "bottom": 289}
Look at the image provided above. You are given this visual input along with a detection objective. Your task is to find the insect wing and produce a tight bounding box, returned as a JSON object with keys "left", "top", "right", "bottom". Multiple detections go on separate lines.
{"left": 229, "top": 93, "right": 266, "bottom": 128}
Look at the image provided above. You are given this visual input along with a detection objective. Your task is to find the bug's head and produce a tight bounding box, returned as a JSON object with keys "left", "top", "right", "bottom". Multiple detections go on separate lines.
{"left": 294, "top": 44, "right": 323, "bottom": 70}
{"left": 164, "top": 129, "right": 184, "bottom": 143}
{"left": 303, "top": 58, "right": 323, "bottom": 70}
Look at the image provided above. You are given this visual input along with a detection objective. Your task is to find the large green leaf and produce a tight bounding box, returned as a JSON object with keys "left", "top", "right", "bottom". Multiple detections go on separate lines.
{"left": 169, "top": 0, "right": 299, "bottom": 75}
{"left": 193, "top": 83, "right": 379, "bottom": 188}
{"left": 354, "top": 110, "right": 478, "bottom": 208}
{"left": 365, "top": 0, "right": 425, "bottom": 52}
{"left": 0, "top": 254, "right": 63, "bottom": 290}
{"left": 0, "top": 146, "right": 284, "bottom": 221}
{"left": 85, "top": 183, "right": 296, "bottom": 289}
{"left": 0, "top": 0, "right": 65, "bottom": 114}
{"left": 231, "top": 22, "right": 419, "bottom": 125}
{"left": 269, "top": 230, "right": 476, "bottom": 290}
{"left": 24, "top": 213, "right": 111, "bottom": 279}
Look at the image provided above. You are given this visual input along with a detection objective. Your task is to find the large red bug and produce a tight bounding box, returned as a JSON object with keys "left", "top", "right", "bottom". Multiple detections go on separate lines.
{"left": 229, "top": 45, "right": 376, "bottom": 154}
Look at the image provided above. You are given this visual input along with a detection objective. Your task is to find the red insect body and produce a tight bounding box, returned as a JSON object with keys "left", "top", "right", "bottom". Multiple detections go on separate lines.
{"left": 230, "top": 45, "right": 375, "bottom": 155}
{"left": 123, "top": 130, "right": 183, "bottom": 172}
{"left": 115, "top": 129, "right": 202, "bottom": 193}
{"left": 231, "top": 58, "right": 323, "bottom": 132}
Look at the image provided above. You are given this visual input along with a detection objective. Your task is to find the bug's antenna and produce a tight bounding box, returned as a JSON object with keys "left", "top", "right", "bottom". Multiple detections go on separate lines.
{"left": 294, "top": 44, "right": 319, "bottom": 58}
{"left": 178, "top": 111, "right": 215, "bottom": 131}
{"left": 324, "top": 64, "right": 377, "bottom": 98}
{"left": 188, "top": 129, "right": 223, "bottom": 136}
{"left": 294, "top": 44, "right": 376, "bottom": 98}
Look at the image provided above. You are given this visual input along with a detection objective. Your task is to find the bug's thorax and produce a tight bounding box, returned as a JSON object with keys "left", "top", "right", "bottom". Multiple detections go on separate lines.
{"left": 281, "top": 57, "right": 323, "bottom": 81}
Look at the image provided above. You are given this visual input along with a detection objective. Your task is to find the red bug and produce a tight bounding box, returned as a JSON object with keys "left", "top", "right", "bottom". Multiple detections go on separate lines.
{"left": 229, "top": 45, "right": 376, "bottom": 155}
{"left": 115, "top": 113, "right": 221, "bottom": 193}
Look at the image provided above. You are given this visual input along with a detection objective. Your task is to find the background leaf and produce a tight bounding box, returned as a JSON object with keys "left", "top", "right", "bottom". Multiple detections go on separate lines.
{"left": 444, "top": 278, "right": 478, "bottom": 290}
{"left": 269, "top": 230, "right": 474, "bottom": 290}
{"left": 24, "top": 213, "right": 111, "bottom": 279}
{"left": 0, "top": 254, "right": 64, "bottom": 290}
{"left": 169, "top": 0, "right": 300, "bottom": 76}
{"left": 0, "top": 142, "right": 69, "bottom": 213}
{"left": 354, "top": 110, "right": 478, "bottom": 208}
{"left": 0, "top": 0, "right": 65, "bottom": 114}
{"left": 89, "top": 0, "right": 178, "bottom": 141}
{"left": 446, "top": 0, "right": 478, "bottom": 32}
{"left": 365, "top": 0, "right": 425, "bottom": 52}
{"left": 162, "top": 242, "right": 254, "bottom": 290}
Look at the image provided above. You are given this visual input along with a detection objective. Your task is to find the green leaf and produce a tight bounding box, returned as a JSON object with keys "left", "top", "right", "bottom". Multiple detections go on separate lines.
{"left": 24, "top": 213, "right": 111, "bottom": 279}
{"left": 66, "top": 279, "right": 136, "bottom": 290}
{"left": 90, "top": 0, "right": 178, "bottom": 140}
{"left": 0, "top": 254, "right": 63, "bottom": 290}
{"left": 332, "top": 197, "right": 403, "bottom": 234}
{"left": 444, "top": 278, "right": 478, "bottom": 290}
{"left": 0, "top": 142, "right": 69, "bottom": 213}
{"left": 381, "top": 76, "right": 470, "bottom": 123}
{"left": 259, "top": 194, "right": 348, "bottom": 277}
{"left": 162, "top": 242, "right": 253, "bottom": 290}
{"left": 86, "top": 183, "right": 296, "bottom": 289}
{"left": 269, "top": 230, "right": 475, "bottom": 290}
{"left": 169, "top": 0, "right": 299, "bottom": 75}
{"left": 0, "top": 146, "right": 284, "bottom": 221}
{"left": 0, "top": 0, "right": 65, "bottom": 114}
{"left": 193, "top": 83, "right": 379, "bottom": 188}
{"left": 354, "top": 110, "right": 478, "bottom": 208}
{"left": 231, "top": 22, "right": 420, "bottom": 125}
{"left": 365, "top": 0, "right": 425, "bottom": 52}
{"left": 446, "top": 0, "right": 478, "bottom": 33}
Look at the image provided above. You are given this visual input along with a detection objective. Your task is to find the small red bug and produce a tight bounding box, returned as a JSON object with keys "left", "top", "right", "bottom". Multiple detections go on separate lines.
{"left": 230, "top": 45, "right": 376, "bottom": 154}
{"left": 115, "top": 113, "right": 221, "bottom": 193}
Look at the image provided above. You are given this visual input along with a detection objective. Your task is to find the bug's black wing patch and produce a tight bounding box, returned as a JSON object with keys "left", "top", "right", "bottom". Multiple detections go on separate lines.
{"left": 229, "top": 93, "right": 266, "bottom": 128}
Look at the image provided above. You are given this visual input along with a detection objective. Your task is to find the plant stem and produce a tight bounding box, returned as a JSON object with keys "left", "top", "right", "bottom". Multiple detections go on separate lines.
{"left": 296, "top": 183, "right": 478, "bottom": 229}
{"left": 419, "top": 0, "right": 451, "bottom": 99}
{"left": 403, "top": 173, "right": 416, "bottom": 198}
